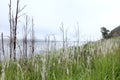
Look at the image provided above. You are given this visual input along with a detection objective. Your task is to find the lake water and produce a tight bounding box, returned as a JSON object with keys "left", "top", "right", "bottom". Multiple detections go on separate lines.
{"left": 0, "top": 39, "right": 87, "bottom": 60}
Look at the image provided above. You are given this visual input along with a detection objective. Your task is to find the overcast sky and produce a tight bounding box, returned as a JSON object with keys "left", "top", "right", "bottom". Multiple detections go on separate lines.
{"left": 1, "top": 0, "right": 120, "bottom": 41}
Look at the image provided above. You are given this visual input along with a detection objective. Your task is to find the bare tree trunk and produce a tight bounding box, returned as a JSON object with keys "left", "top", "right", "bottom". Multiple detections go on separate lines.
{"left": 76, "top": 22, "right": 80, "bottom": 46}
{"left": 31, "top": 18, "right": 35, "bottom": 57}
{"left": 60, "top": 22, "right": 65, "bottom": 52}
{"left": 23, "top": 15, "right": 28, "bottom": 59}
{"left": 13, "top": 0, "right": 19, "bottom": 60}
{"left": 9, "top": 0, "right": 13, "bottom": 59}
{"left": 0, "top": 33, "right": 5, "bottom": 80}
{"left": 65, "top": 29, "right": 68, "bottom": 48}
{"left": 1, "top": 33, "right": 5, "bottom": 58}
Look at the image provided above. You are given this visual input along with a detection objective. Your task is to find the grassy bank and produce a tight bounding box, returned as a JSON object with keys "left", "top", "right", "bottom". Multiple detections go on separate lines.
{"left": 0, "top": 38, "right": 120, "bottom": 80}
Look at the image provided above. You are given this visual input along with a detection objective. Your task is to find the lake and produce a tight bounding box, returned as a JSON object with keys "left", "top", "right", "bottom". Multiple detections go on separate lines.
{"left": 0, "top": 39, "right": 87, "bottom": 60}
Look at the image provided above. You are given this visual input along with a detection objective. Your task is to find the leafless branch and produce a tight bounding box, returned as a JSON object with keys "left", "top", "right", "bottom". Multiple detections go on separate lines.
{"left": 18, "top": 5, "right": 27, "bottom": 13}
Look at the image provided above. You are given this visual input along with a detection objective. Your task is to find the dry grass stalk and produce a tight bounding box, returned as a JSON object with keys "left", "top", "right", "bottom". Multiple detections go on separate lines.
{"left": 0, "top": 63, "right": 5, "bottom": 80}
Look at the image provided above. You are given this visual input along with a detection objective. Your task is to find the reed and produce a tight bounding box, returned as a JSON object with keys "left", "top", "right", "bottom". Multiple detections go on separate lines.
{"left": 1, "top": 34, "right": 120, "bottom": 80}
{"left": 0, "top": 0, "right": 120, "bottom": 79}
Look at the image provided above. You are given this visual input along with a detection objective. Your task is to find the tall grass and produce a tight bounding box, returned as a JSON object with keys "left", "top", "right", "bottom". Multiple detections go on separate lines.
{"left": 0, "top": 37, "right": 120, "bottom": 80}
{"left": 4, "top": 0, "right": 120, "bottom": 79}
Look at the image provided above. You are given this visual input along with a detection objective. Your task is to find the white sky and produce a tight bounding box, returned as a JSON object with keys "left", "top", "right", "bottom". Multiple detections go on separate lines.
{"left": 1, "top": 0, "right": 120, "bottom": 41}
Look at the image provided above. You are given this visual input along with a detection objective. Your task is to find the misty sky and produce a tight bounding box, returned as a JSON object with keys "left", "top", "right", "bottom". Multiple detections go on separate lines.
{"left": 1, "top": 0, "right": 120, "bottom": 41}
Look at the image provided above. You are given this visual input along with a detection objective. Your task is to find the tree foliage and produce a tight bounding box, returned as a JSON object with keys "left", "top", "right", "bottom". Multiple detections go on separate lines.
{"left": 101, "top": 27, "right": 109, "bottom": 39}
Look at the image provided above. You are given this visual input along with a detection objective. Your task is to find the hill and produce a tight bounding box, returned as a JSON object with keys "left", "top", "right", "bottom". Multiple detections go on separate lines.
{"left": 109, "top": 25, "right": 120, "bottom": 37}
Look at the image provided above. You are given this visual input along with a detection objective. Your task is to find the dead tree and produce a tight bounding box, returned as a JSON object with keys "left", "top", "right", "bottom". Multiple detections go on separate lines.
{"left": 76, "top": 22, "right": 80, "bottom": 46}
{"left": 23, "top": 15, "right": 28, "bottom": 59}
{"left": 8, "top": 0, "right": 26, "bottom": 60}
{"left": 1, "top": 33, "right": 5, "bottom": 58}
{"left": 9, "top": 0, "right": 13, "bottom": 59}
{"left": 13, "top": 0, "right": 19, "bottom": 60}
{"left": 60, "top": 22, "right": 65, "bottom": 52}
{"left": 31, "top": 18, "right": 35, "bottom": 57}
